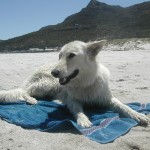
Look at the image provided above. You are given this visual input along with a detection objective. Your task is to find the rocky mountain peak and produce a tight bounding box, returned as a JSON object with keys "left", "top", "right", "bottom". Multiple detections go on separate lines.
{"left": 86, "top": 0, "right": 108, "bottom": 9}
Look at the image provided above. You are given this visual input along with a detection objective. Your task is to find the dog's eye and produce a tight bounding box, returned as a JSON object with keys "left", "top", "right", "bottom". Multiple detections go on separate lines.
{"left": 68, "top": 53, "right": 76, "bottom": 59}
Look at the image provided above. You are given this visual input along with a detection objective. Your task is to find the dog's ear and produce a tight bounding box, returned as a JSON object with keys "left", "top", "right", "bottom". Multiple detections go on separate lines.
{"left": 86, "top": 40, "right": 106, "bottom": 59}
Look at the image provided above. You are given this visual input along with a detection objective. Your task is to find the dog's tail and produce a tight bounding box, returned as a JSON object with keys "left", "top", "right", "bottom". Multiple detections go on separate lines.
{"left": 0, "top": 88, "right": 37, "bottom": 104}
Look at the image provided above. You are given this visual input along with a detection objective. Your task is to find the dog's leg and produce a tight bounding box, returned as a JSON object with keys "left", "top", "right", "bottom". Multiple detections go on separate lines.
{"left": 66, "top": 100, "right": 92, "bottom": 128}
{"left": 110, "top": 97, "right": 150, "bottom": 125}
{"left": 22, "top": 93, "right": 37, "bottom": 104}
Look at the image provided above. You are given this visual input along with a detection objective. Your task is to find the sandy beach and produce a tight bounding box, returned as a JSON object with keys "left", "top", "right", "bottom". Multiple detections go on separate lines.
{"left": 0, "top": 50, "right": 150, "bottom": 150}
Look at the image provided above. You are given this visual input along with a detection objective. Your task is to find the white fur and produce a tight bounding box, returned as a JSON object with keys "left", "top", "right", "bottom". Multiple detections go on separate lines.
{"left": 0, "top": 40, "right": 149, "bottom": 128}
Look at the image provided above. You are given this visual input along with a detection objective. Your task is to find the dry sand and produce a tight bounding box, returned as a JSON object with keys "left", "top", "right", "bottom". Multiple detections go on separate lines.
{"left": 0, "top": 50, "right": 150, "bottom": 150}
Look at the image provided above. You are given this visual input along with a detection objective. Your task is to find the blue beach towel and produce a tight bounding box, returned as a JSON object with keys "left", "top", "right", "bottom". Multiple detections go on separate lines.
{"left": 0, "top": 101, "right": 150, "bottom": 144}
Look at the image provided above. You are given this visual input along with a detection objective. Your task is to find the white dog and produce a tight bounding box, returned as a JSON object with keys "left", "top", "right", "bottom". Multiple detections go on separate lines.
{"left": 0, "top": 40, "right": 149, "bottom": 128}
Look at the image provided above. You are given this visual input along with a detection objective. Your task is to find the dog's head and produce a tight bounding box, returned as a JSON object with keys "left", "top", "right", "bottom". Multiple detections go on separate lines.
{"left": 51, "top": 40, "right": 106, "bottom": 86}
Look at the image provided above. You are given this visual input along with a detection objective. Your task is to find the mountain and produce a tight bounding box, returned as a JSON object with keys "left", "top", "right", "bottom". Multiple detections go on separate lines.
{"left": 0, "top": 0, "right": 150, "bottom": 52}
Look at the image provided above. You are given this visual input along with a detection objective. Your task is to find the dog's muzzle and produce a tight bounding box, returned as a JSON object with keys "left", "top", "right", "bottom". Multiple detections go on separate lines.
{"left": 51, "top": 69, "right": 79, "bottom": 85}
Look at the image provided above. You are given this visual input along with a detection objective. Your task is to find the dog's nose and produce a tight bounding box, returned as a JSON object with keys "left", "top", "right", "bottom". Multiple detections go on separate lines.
{"left": 51, "top": 69, "right": 60, "bottom": 78}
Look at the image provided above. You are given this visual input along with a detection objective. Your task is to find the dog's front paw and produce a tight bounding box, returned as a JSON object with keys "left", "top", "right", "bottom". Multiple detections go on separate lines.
{"left": 132, "top": 112, "right": 150, "bottom": 125}
{"left": 77, "top": 114, "right": 92, "bottom": 128}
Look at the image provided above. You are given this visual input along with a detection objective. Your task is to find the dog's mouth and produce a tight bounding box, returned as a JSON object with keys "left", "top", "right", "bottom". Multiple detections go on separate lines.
{"left": 59, "top": 69, "right": 79, "bottom": 85}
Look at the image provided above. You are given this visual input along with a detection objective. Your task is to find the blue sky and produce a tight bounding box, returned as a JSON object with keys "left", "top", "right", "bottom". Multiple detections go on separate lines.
{"left": 0, "top": 0, "right": 149, "bottom": 40}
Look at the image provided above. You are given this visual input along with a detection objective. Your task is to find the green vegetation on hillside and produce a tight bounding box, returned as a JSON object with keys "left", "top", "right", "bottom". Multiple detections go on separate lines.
{"left": 0, "top": 0, "right": 150, "bottom": 52}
